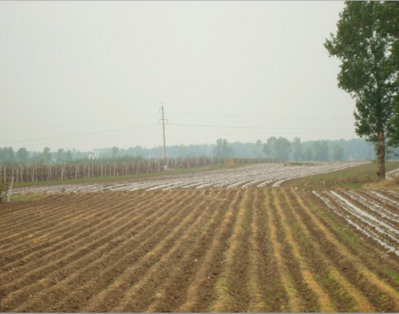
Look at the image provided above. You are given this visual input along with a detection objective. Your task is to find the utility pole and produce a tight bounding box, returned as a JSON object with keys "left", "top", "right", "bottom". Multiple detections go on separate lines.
{"left": 160, "top": 104, "right": 168, "bottom": 170}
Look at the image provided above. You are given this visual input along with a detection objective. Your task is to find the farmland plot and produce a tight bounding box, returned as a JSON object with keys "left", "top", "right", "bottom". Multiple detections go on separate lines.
{"left": 12, "top": 161, "right": 368, "bottom": 194}
{"left": 1, "top": 187, "right": 398, "bottom": 312}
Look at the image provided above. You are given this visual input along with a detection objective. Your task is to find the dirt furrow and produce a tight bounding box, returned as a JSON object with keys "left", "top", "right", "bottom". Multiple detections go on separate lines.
{"left": 117, "top": 190, "right": 231, "bottom": 312}
{"left": 280, "top": 188, "right": 374, "bottom": 312}
{"left": 323, "top": 191, "right": 399, "bottom": 252}
{"left": 271, "top": 188, "right": 323, "bottom": 311}
{"left": 0, "top": 193, "right": 100, "bottom": 234}
{"left": 342, "top": 190, "right": 399, "bottom": 228}
{"left": 245, "top": 189, "right": 267, "bottom": 312}
{"left": 1, "top": 190, "right": 177, "bottom": 310}
{"left": 0, "top": 194, "right": 101, "bottom": 246}
{"left": 0, "top": 191, "right": 168, "bottom": 282}
{"left": 264, "top": 188, "right": 301, "bottom": 312}
{"left": 0, "top": 193, "right": 85, "bottom": 227}
{"left": 360, "top": 190, "right": 399, "bottom": 216}
{"left": 94, "top": 190, "right": 228, "bottom": 312}
{"left": 252, "top": 189, "right": 288, "bottom": 312}
{"left": 1, "top": 190, "right": 193, "bottom": 312}
{"left": 289, "top": 188, "right": 399, "bottom": 312}
{"left": 0, "top": 191, "right": 151, "bottom": 267}
{"left": 384, "top": 190, "right": 399, "bottom": 204}
{"left": 0, "top": 193, "right": 128, "bottom": 250}
{"left": 59, "top": 190, "right": 208, "bottom": 312}
{"left": 273, "top": 189, "right": 333, "bottom": 312}
{"left": 175, "top": 189, "right": 243, "bottom": 312}
{"left": 312, "top": 190, "right": 399, "bottom": 288}
{"left": 209, "top": 189, "right": 252, "bottom": 312}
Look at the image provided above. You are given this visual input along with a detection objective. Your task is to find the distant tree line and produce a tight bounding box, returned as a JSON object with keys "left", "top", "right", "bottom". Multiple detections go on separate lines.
{"left": 1, "top": 137, "right": 398, "bottom": 165}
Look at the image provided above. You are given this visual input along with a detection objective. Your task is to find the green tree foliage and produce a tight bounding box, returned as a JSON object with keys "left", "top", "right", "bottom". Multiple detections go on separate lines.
{"left": 213, "top": 139, "right": 234, "bottom": 159}
{"left": 325, "top": 1, "right": 399, "bottom": 178}
{"left": 64, "top": 150, "right": 73, "bottom": 163}
{"left": 16, "top": 148, "right": 29, "bottom": 164}
{"left": 42, "top": 147, "right": 52, "bottom": 164}
{"left": 178, "top": 144, "right": 187, "bottom": 158}
{"left": 304, "top": 147, "right": 313, "bottom": 161}
{"left": 312, "top": 140, "right": 329, "bottom": 161}
{"left": 273, "top": 137, "right": 292, "bottom": 160}
{"left": 292, "top": 137, "right": 302, "bottom": 161}
{"left": 56, "top": 149, "right": 65, "bottom": 164}
{"left": 263, "top": 136, "right": 276, "bottom": 158}
{"left": 333, "top": 144, "right": 344, "bottom": 161}
{"left": 0, "top": 147, "right": 16, "bottom": 164}
{"left": 320, "top": 141, "right": 329, "bottom": 161}
{"left": 253, "top": 140, "right": 264, "bottom": 159}
{"left": 112, "top": 146, "right": 119, "bottom": 157}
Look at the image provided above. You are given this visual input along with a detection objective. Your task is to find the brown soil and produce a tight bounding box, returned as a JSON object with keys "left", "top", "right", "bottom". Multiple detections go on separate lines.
{"left": 0, "top": 187, "right": 398, "bottom": 312}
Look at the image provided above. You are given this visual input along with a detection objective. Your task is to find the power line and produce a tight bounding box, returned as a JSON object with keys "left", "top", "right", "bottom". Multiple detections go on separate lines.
{"left": 169, "top": 123, "right": 354, "bottom": 131}
{"left": 166, "top": 101, "right": 353, "bottom": 105}
{"left": 0, "top": 124, "right": 158, "bottom": 144}
{"left": 166, "top": 126, "right": 355, "bottom": 135}
{"left": 3, "top": 103, "right": 161, "bottom": 116}
{"left": 167, "top": 113, "right": 354, "bottom": 119}
{"left": 57, "top": 103, "right": 160, "bottom": 115}
{"left": 2, "top": 113, "right": 158, "bottom": 134}
{"left": 24, "top": 128, "right": 159, "bottom": 150}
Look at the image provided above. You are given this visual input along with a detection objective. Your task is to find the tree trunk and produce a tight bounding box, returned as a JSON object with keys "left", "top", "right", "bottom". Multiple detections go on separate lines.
{"left": 377, "top": 127, "right": 386, "bottom": 179}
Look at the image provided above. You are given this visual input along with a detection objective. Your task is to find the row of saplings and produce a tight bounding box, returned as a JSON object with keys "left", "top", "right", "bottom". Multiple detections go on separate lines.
{"left": 0, "top": 177, "right": 13, "bottom": 203}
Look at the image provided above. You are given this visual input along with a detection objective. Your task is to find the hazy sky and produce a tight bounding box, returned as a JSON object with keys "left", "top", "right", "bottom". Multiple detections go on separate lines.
{"left": 1, "top": 1, "right": 358, "bottom": 152}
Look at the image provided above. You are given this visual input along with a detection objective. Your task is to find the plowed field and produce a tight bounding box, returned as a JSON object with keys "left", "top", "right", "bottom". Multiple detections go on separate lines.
{"left": 1, "top": 186, "right": 398, "bottom": 312}
{"left": 12, "top": 161, "right": 368, "bottom": 194}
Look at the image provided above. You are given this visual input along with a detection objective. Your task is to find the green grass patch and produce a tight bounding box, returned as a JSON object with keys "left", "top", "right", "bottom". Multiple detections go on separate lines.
{"left": 285, "top": 161, "right": 399, "bottom": 189}
{"left": 13, "top": 163, "right": 233, "bottom": 188}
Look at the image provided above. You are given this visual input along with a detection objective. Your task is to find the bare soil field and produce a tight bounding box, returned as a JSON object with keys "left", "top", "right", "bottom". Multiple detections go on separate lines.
{"left": 12, "top": 161, "right": 368, "bottom": 194}
{"left": 1, "top": 185, "right": 399, "bottom": 312}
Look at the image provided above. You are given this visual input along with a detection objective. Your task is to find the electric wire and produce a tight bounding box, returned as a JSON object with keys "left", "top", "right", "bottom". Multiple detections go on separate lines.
{"left": 166, "top": 126, "right": 355, "bottom": 135}
{"left": 0, "top": 124, "right": 158, "bottom": 145}
{"left": 10, "top": 127, "right": 160, "bottom": 149}
{"left": 169, "top": 123, "right": 354, "bottom": 131}
{"left": 2, "top": 113, "right": 158, "bottom": 134}
{"left": 167, "top": 113, "right": 354, "bottom": 119}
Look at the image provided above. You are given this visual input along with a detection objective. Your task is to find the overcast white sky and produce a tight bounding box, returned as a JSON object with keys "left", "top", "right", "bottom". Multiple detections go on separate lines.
{"left": 1, "top": 1, "right": 357, "bottom": 152}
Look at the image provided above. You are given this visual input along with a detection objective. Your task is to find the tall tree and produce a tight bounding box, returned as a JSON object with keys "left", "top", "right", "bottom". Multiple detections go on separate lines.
{"left": 312, "top": 141, "right": 321, "bottom": 161}
{"left": 312, "top": 140, "right": 329, "bottom": 161}
{"left": 325, "top": 1, "right": 399, "bottom": 179}
{"left": 273, "top": 137, "right": 291, "bottom": 160}
{"left": 320, "top": 141, "right": 329, "bottom": 161}
{"left": 0, "top": 147, "right": 15, "bottom": 164}
{"left": 263, "top": 136, "right": 277, "bottom": 158}
{"left": 304, "top": 147, "right": 313, "bottom": 161}
{"left": 112, "top": 146, "right": 119, "bottom": 157}
{"left": 56, "top": 149, "right": 65, "bottom": 164}
{"left": 178, "top": 144, "right": 186, "bottom": 158}
{"left": 333, "top": 144, "right": 344, "bottom": 161}
{"left": 213, "top": 139, "right": 233, "bottom": 159}
{"left": 42, "top": 147, "right": 52, "bottom": 164}
{"left": 253, "top": 140, "right": 264, "bottom": 159}
{"left": 16, "top": 148, "right": 29, "bottom": 164}
{"left": 64, "top": 150, "right": 73, "bottom": 163}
